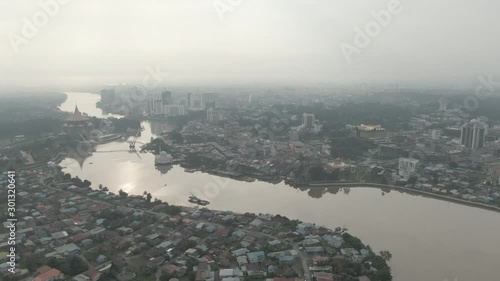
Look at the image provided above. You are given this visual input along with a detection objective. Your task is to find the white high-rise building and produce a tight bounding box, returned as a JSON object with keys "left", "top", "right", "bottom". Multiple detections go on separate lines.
{"left": 460, "top": 119, "right": 487, "bottom": 150}
{"left": 431, "top": 129, "right": 442, "bottom": 140}
{"left": 303, "top": 113, "right": 315, "bottom": 129}
{"left": 148, "top": 98, "right": 163, "bottom": 116}
{"left": 207, "top": 108, "right": 224, "bottom": 123}
{"left": 163, "top": 105, "right": 186, "bottom": 117}
{"left": 290, "top": 130, "right": 300, "bottom": 141}
{"left": 399, "top": 158, "right": 420, "bottom": 180}
{"left": 148, "top": 95, "right": 186, "bottom": 117}
{"left": 439, "top": 96, "right": 449, "bottom": 111}
{"left": 202, "top": 93, "right": 218, "bottom": 108}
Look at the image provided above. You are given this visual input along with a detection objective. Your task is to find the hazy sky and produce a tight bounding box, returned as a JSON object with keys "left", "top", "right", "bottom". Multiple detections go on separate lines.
{"left": 1, "top": 0, "right": 499, "bottom": 90}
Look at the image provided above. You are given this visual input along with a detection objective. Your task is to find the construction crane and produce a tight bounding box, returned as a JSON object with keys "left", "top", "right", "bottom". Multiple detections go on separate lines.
{"left": 128, "top": 126, "right": 144, "bottom": 151}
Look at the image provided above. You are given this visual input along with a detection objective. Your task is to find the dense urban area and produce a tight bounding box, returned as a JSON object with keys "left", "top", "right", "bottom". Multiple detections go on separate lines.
{"left": 0, "top": 163, "right": 391, "bottom": 281}
{"left": 2, "top": 85, "right": 500, "bottom": 280}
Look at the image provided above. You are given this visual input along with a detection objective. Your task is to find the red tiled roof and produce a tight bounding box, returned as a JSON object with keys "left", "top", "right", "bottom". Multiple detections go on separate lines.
{"left": 34, "top": 268, "right": 62, "bottom": 281}
{"left": 71, "top": 232, "right": 88, "bottom": 242}
{"left": 73, "top": 217, "right": 86, "bottom": 223}
{"left": 216, "top": 228, "right": 230, "bottom": 236}
{"left": 165, "top": 264, "right": 180, "bottom": 273}
{"left": 35, "top": 265, "right": 52, "bottom": 275}
{"left": 210, "top": 248, "right": 222, "bottom": 254}
{"left": 86, "top": 268, "right": 100, "bottom": 279}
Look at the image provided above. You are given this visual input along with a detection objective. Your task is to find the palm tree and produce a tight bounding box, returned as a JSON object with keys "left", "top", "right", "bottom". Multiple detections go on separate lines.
{"left": 380, "top": 250, "right": 392, "bottom": 261}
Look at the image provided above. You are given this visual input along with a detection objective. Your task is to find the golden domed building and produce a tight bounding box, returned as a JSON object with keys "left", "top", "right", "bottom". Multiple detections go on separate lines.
{"left": 62, "top": 106, "right": 93, "bottom": 137}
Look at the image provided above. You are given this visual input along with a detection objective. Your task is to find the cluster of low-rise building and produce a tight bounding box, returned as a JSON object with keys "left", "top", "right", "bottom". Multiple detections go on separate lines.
{"left": 355, "top": 105, "right": 500, "bottom": 207}
{"left": 1, "top": 165, "right": 386, "bottom": 281}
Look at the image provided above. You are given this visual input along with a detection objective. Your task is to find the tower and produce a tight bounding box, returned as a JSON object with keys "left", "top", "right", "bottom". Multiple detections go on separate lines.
{"left": 439, "top": 96, "right": 449, "bottom": 111}
{"left": 460, "top": 119, "right": 487, "bottom": 150}
{"left": 161, "top": 91, "right": 172, "bottom": 105}
{"left": 303, "top": 113, "right": 315, "bottom": 129}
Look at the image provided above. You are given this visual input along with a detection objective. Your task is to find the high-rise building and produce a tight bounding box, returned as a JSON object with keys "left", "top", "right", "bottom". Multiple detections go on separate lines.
{"left": 153, "top": 99, "right": 163, "bottom": 115}
{"left": 161, "top": 91, "right": 172, "bottom": 105}
{"left": 147, "top": 97, "right": 164, "bottom": 116}
{"left": 399, "top": 158, "right": 420, "bottom": 180}
{"left": 187, "top": 93, "right": 192, "bottom": 108}
{"left": 193, "top": 98, "right": 201, "bottom": 109}
{"left": 431, "top": 129, "right": 442, "bottom": 140}
{"left": 207, "top": 108, "right": 224, "bottom": 123}
{"left": 160, "top": 104, "right": 184, "bottom": 117}
{"left": 439, "top": 96, "right": 449, "bottom": 111}
{"left": 461, "top": 119, "right": 487, "bottom": 150}
{"left": 303, "top": 113, "right": 315, "bottom": 129}
{"left": 202, "top": 93, "right": 218, "bottom": 108}
{"left": 290, "top": 130, "right": 300, "bottom": 141}
{"left": 206, "top": 101, "right": 216, "bottom": 109}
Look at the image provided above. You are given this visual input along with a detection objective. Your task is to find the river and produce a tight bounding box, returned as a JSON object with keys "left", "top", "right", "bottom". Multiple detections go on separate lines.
{"left": 58, "top": 92, "right": 500, "bottom": 281}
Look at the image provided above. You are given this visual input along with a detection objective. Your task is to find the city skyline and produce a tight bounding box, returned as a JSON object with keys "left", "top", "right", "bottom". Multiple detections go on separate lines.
{"left": 2, "top": 2, "right": 500, "bottom": 281}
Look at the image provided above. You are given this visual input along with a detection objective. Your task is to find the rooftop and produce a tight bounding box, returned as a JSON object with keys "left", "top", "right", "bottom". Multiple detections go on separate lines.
{"left": 66, "top": 105, "right": 90, "bottom": 122}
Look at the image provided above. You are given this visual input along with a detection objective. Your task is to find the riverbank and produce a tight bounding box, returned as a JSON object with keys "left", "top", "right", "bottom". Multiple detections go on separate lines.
{"left": 305, "top": 181, "right": 500, "bottom": 213}
{"left": 23, "top": 164, "right": 392, "bottom": 281}
{"left": 142, "top": 150, "right": 500, "bottom": 214}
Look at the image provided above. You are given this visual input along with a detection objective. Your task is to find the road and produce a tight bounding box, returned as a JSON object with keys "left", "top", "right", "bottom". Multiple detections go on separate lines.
{"left": 293, "top": 243, "right": 311, "bottom": 281}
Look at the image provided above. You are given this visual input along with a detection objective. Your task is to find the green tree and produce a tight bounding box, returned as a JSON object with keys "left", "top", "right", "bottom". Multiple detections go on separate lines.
{"left": 380, "top": 250, "right": 392, "bottom": 261}
{"left": 407, "top": 176, "right": 417, "bottom": 186}
{"left": 82, "top": 179, "right": 91, "bottom": 187}
{"left": 169, "top": 131, "right": 184, "bottom": 143}
{"left": 119, "top": 189, "right": 128, "bottom": 198}
{"left": 71, "top": 176, "right": 83, "bottom": 187}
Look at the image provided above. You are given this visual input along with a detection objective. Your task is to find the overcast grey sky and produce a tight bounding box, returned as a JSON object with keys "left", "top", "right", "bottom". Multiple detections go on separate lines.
{"left": 1, "top": 0, "right": 499, "bottom": 90}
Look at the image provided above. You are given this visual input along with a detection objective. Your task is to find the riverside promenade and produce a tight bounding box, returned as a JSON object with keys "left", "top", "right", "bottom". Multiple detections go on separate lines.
{"left": 306, "top": 181, "right": 500, "bottom": 213}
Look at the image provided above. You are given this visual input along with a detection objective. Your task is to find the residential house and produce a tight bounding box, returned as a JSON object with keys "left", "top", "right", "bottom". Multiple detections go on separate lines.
{"left": 246, "top": 251, "right": 265, "bottom": 263}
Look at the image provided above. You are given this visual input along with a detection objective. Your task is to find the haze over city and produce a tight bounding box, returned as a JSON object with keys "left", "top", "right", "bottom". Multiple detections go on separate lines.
{"left": 3, "top": 1, "right": 500, "bottom": 281}
{"left": 1, "top": 0, "right": 500, "bottom": 90}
